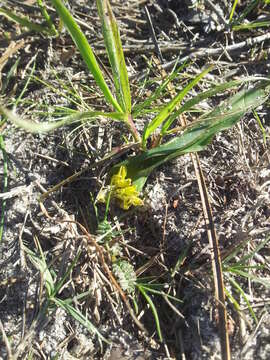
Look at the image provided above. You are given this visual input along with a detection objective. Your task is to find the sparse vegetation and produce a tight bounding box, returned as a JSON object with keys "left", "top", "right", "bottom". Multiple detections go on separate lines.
{"left": 0, "top": 1, "right": 270, "bottom": 359}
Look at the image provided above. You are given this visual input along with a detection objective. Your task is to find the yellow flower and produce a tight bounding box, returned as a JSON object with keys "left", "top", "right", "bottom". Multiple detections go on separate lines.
{"left": 111, "top": 166, "right": 144, "bottom": 210}
{"left": 111, "top": 165, "right": 131, "bottom": 188}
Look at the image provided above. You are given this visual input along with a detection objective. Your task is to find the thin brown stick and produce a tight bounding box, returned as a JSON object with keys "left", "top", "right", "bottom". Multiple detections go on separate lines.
{"left": 191, "top": 154, "right": 231, "bottom": 360}
{"left": 153, "top": 56, "right": 231, "bottom": 359}
{"left": 135, "top": 32, "right": 270, "bottom": 81}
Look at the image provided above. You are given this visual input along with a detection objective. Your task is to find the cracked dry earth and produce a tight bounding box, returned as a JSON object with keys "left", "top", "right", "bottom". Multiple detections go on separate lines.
{"left": 1, "top": 0, "right": 270, "bottom": 359}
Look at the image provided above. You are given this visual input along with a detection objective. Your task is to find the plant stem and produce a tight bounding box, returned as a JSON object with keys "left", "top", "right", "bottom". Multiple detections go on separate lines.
{"left": 37, "top": 0, "right": 58, "bottom": 36}
{"left": 127, "top": 115, "right": 141, "bottom": 143}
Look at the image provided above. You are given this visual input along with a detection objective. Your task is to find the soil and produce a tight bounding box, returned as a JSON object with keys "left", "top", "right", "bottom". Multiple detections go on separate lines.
{"left": 0, "top": 1, "right": 270, "bottom": 359}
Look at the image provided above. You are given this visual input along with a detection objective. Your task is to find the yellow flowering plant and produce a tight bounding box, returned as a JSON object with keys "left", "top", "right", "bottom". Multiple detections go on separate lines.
{"left": 98, "top": 166, "right": 143, "bottom": 210}
{"left": 111, "top": 166, "right": 144, "bottom": 210}
{"left": 1, "top": 0, "right": 269, "bottom": 210}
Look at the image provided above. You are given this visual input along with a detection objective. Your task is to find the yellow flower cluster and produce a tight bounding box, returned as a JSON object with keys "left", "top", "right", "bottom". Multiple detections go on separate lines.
{"left": 110, "top": 166, "right": 144, "bottom": 210}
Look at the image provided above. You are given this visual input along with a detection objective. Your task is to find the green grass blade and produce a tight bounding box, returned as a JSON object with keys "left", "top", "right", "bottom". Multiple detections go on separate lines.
{"left": 52, "top": 298, "right": 109, "bottom": 343}
{"left": 137, "top": 285, "right": 163, "bottom": 342}
{"left": 0, "top": 106, "right": 126, "bottom": 133}
{"left": 142, "top": 66, "right": 212, "bottom": 147}
{"left": 0, "top": 7, "right": 51, "bottom": 33}
{"left": 23, "top": 244, "right": 55, "bottom": 297}
{"left": 233, "top": 20, "right": 270, "bottom": 31}
{"left": 1, "top": 57, "right": 20, "bottom": 95}
{"left": 236, "top": 0, "right": 260, "bottom": 24}
{"left": 229, "top": 0, "right": 239, "bottom": 22}
{"left": 232, "top": 235, "right": 270, "bottom": 267}
{"left": 132, "top": 62, "right": 188, "bottom": 118}
{"left": 36, "top": 0, "right": 58, "bottom": 36}
{"left": 97, "top": 0, "right": 131, "bottom": 113}
{"left": 162, "top": 79, "right": 244, "bottom": 134}
{"left": 228, "top": 276, "right": 258, "bottom": 323}
{"left": 224, "top": 287, "right": 241, "bottom": 312}
{"left": 253, "top": 109, "right": 267, "bottom": 145}
{"left": 50, "top": 0, "right": 122, "bottom": 112}
{"left": 227, "top": 268, "right": 270, "bottom": 288}
{"left": 52, "top": 252, "right": 81, "bottom": 296}
{"left": 15, "top": 60, "right": 36, "bottom": 106}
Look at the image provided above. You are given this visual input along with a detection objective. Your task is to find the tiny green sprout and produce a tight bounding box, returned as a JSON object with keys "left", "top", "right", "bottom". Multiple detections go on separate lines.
{"left": 110, "top": 166, "right": 144, "bottom": 210}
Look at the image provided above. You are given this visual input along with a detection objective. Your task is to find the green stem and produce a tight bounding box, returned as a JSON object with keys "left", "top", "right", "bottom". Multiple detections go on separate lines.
{"left": 127, "top": 115, "right": 141, "bottom": 143}
{"left": 37, "top": 0, "right": 58, "bottom": 36}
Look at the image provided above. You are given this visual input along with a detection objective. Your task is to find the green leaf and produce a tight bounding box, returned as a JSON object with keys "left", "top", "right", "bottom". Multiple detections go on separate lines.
{"left": 52, "top": 298, "right": 109, "bottom": 343}
{"left": 50, "top": 0, "right": 122, "bottom": 112}
{"left": 142, "top": 66, "right": 212, "bottom": 147}
{"left": 0, "top": 7, "right": 51, "bottom": 33}
{"left": 36, "top": 0, "right": 58, "bottom": 36}
{"left": 229, "top": 0, "right": 239, "bottom": 22}
{"left": 162, "top": 79, "right": 243, "bottom": 134}
{"left": 228, "top": 276, "right": 258, "bottom": 323}
{"left": 233, "top": 20, "right": 270, "bottom": 31}
{"left": 0, "top": 106, "right": 126, "bottom": 133}
{"left": 132, "top": 62, "right": 188, "bottom": 117}
{"left": 97, "top": 0, "right": 131, "bottom": 113}
{"left": 112, "top": 81, "right": 270, "bottom": 192}
{"left": 137, "top": 285, "right": 163, "bottom": 342}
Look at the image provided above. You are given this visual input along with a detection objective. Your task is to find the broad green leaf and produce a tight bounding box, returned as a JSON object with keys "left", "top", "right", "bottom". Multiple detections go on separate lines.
{"left": 0, "top": 7, "right": 51, "bottom": 33}
{"left": 97, "top": 0, "right": 131, "bottom": 113}
{"left": 50, "top": 0, "right": 122, "bottom": 112}
{"left": 142, "top": 66, "right": 212, "bottom": 147}
{"left": 162, "top": 76, "right": 270, "bottom": 134}
{"left": 0, "top": 106, "right": 126, "bottom": 133}
{"left": 112, "top": 81, "right": 270, "bottom": 192}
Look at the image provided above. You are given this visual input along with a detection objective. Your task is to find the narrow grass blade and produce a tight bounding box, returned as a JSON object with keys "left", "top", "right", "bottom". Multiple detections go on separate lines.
{"left": 52, "top": 298, "right": 109, "bottom": 343}
{"left": 233, "top": 20, "right": 270, "bottom": 31}
{"left": 227, "top": 268, "right": 270, "bottom": 288}
{"left": 228, "top": 276, "right": 258, "bottom": 323}
{"left": 0, "top": 7, "right": 50, "bottom": 33}
{"left": 162, "top": 76, "right": 268, "bottom": 134}
{"left": 132, "top": 62, "right": 188, "bottom": 118}
{"left": 50, "top": 0, "right": 122, "bottom": 112}
{"left": 253, "top": 109, "right": 266, "bottom": 145}
{"left": 162, "top": 79, "right": 243, "bottom": 134}
{"left": 231, "top": 235, "right": 270, "bottom": 267}
{"left": 229, "top": 0, "right": 239, "bottom": 22}
{"left": 236, "top": 0, "right": 260, "bottom": 24}
{"left": 1, "top": 57, "right": 20, "bottom": 95}
{"left": 37, "top": 0, "right": 58, "bottom": 36}
{"left": 97, "top": 0, "right": 131, "bottom": 113}
{"left": 142, "top": 66, "right": 212, "bottom": 147}
{"left": 0, "top": 106, "right": 126, "bottom": 133}
{"left": 137, "top": 285, "right": 163, "bottom": 342}
{"left": 53, "top": 251, "right": 81, "bottom": 297}
{"left": 23, "top": 242, "right": 55, "bottom": 297}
